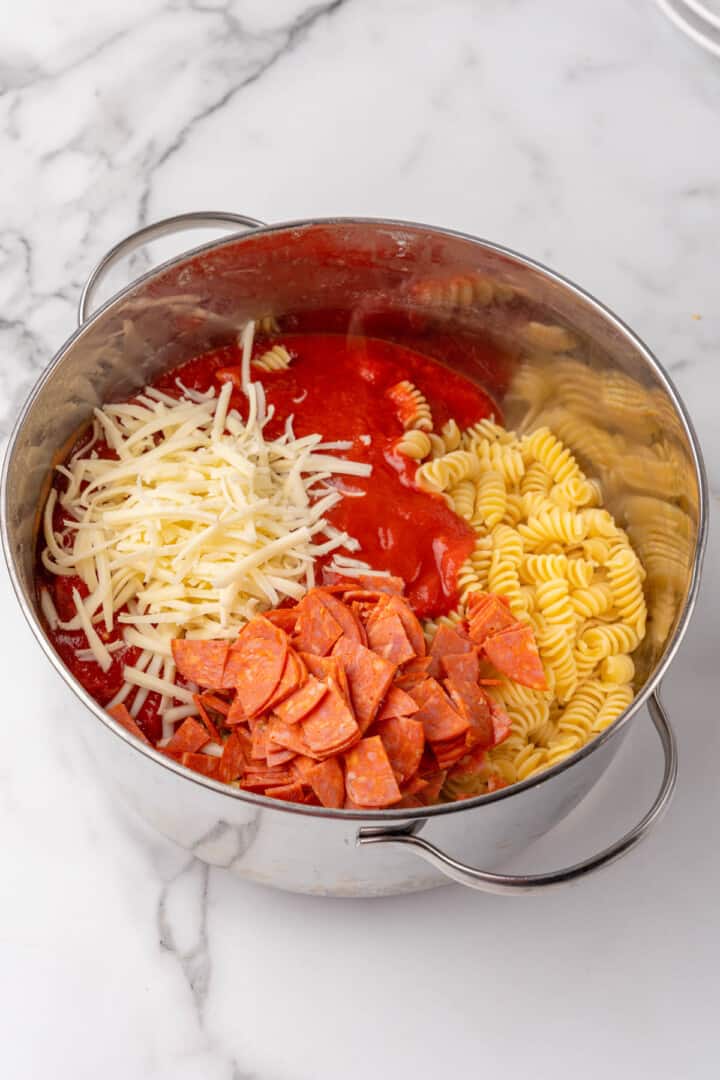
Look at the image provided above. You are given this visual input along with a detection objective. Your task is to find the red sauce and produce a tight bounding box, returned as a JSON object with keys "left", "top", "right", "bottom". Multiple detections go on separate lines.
{"left": 38, "top": 332, "right": 500, "bottom": 724}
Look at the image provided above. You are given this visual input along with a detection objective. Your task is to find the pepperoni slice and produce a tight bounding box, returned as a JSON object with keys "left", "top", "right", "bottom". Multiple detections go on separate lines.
{"left": 218, "top": 731, "right": 247, "bottom": 783}
{"left": 376, "top": 685, "right": 419, "bottom": 722}
{"left": 440, "top": 651, "right": 480, "bottom": 685}
{"left": 382, "top": 594, "right": 426, "bottom": 657}
{"left": 226, "top": 694, "right": 247, "bottom": 726}
{"left": 432, "top": 735, "right": 470, "bottom": 770}
{"left": 410, "top": 679, "right": 470, "bottom": 743}
{"left": 264, "top": 649, "right": 306, "bottom": 713}
{"left": 198, "top": 691, "right": 231, "bottom": 716}
{"left": 302, "top": 680, "right": 360, "bottom": 754}
{"left": 324, "top": 573, "right": 404, "bottom": 596}
{"left": 467, "top": 595, "right": 516, "bottom": 646}
{"left": 292, "top": 753, "right": 319, "bottom": 779}
{"left": 264, "top": 607, "right": 299, "bottom": 633}
{"left": 164, "top": 717, "right": 210, "bottom": 755}
{"left": 107, "top": 702, "right": 152, "bottom": 746}
{"left": 444, "top": 677, "right": 494, "bottom": 749}
{"left": 293, "top": 592, "right": 343, "bottom": 656}
{"left": 171, "top": 638, "right": 230, "bottom": 689}
{"left": 232, "top": 616, "right": 288, "bottom": 717}
{"left": 193, "top": 694, "right": 222, "bottom": 742}
{"left": 266, "top": 716, "right": 318, "bottom": 758}
{"left": 344, "top": 736, "right": 402, "bottom": 808}
{"left": 315, "top": 589, "right": 366, "bottom": 645}
{"left": 264, "top": 781, "right": 306, "bottom": 802}
{"left": 266, "top": 745, "right": 297, "bottom": 767}
{"left": 251, "top": 718, "right": 269, "bottom": 760}
{"left": 332, "top": 636, "right": 396, "bottom": 732}
{"left": 430, "top": 624, "right": 473, "bottom": 660}
{"left": 490, "top": 700, "right": 512, "bottom": 746}
{"left": 366, "top": 606, "right": 416, "bottom": 665}
{"left": 307, "top": 758, "right": 345, "bottom": 809}
{"left": 274, "top": 675, "right": 328, "bottom": 725}
{"left": 375, "top": 717, "right": 425, "bottom": 784}
{"left": 401, "top": 774, "right": 429, "bottom": 797}
{"left": 394, "top": 656, "right": 433, "bottom": 691}
{"left": 240, "top": 768, "right": 296, "bottom": 791}
{"left": 418, "top": 770, "right": 447, "bottom": 804}
{"left": 483, "top": 624, "right": 548, "bottom": 690}
{"left": 180, "top": 751, "right": 221, "bottom": 778}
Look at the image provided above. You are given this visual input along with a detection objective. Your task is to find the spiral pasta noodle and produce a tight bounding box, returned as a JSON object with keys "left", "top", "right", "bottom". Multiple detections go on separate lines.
{"left": 252, "top": 344, "right": 292, "bottom": 372}
{"left": 394, "top": 429, "right": 432, "bottom": 460}
{"left": 416, "top": 414, "right": 648, "bottom": 788}
{"left": 386, "top": 380, "right": 433, "bottom": 431}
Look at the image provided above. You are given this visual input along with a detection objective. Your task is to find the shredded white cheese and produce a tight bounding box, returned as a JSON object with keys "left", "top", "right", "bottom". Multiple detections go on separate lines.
{"left": 41, "top": 338, "right": 370, "bottom": 711}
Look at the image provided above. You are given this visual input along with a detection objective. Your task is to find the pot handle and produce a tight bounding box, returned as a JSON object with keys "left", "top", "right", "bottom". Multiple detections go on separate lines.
{"left": 357, "top": 689, "right": 676, "bottom": 894}
{"left": 78, "top": 211, "right": 266, "bottom": 326}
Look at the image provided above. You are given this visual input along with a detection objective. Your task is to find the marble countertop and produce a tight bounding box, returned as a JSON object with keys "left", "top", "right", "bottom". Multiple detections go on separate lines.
{"left": 1, "top": 2, "right": 718, "bottom": 1077}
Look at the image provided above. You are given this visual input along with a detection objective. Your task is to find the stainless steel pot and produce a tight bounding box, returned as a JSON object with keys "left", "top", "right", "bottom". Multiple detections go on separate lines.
{"left": 1, "top": 213, "right": 708, "bottom": 896}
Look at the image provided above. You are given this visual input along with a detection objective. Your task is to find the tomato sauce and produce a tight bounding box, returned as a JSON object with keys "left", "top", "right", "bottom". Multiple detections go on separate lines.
{"left": 38, "top": 332, "right": 501, "bottom": 725}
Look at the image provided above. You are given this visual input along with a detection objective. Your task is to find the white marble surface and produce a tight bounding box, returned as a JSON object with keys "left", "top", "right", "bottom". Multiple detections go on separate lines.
{"left": 1, "top": 2, "right": 718, "bottom": 1077}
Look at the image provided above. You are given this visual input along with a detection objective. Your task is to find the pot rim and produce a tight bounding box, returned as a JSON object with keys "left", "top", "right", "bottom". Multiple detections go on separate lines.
{"left": 0, "top": 214, "right": 709, "bottom": 822}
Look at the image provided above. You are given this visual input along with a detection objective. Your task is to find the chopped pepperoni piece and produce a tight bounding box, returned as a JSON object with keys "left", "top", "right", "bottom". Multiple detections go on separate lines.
{"left": 433, "top": 735, "right": 470, "bottom": 770}
{"left": 382, "top": 594, "right": 426, "bottom": 657}
{"left": 315, "top": 589, "right": 366, "bottom": 645}
{"left": 264, "top": 607, "right": 299, "bottom": 633}
{"left": 344, "top": 736, "right": 402, "bottom": 808}
{"left": 483, "top": 624, "right": 548, "bottom": 690}
{"left": 332, "top": 636, "right": 396, "bottom": 732}
{"left": 193, "top": 694, "right": 222, "bottom": 742}
{"left": 468, "top": 595, "right": 516, "bottom": 645}
{"left": 293, "top": 591, "right": 343, "bottom": 656}
{"left": 440, "top": 650, "right": 480, "bottom": 684}
{"left": 324, "top": 573, "right": 404, "bottom": 596}
{"left": 375, "top": 717, "right": 425, "bottom": 784}
{"left": 366, "top": 606, "right": 416, "bottom": 665}
{"left": 164, "top": 717, "right": 209, "bottom": 755}
{"left": 107, "top": 703, "right": 152, "bottom": 746}
{"left": 275, "top": 675, "right": 328, "bottom": 725}
{"left": 418, "top": 770, "right": 447, "bottom": 804}
{"left": 232, "top": 617, "right": 288, "bottom": 717}
{"left": 376, "top": 684, "right": 419, "bottom": 721}
{"left": 302, "top": 680, "right": 360, "bottom": 754}
{"left": 218, "top": 732, "right": 247, "bottom": 783}
{"left": 292, "top": 754, "right": 317, "bottom": 779}
{"left": 410, "top": 679, "right": 470, "bottom": 743}
{"left": 251, "top": 718, "right": 269, "bottom": 760}
{"left": 266, "top": 716, "right": 318, "bottom": 758}
{"left": 198, "top": 692, "right": 231, "bottom": 716}
{"left": 430, "top": 624, "right": 472, "bottom": 660}
{"left": 401, "top": 774, "right": 429, "bottom": 797}
{"left": 266, "top": 745, "right": 296, "bottom": 768}
{"left": 226, "top": 694, "right": 246, "bottom": 726}
{"left": 180, "top": 751, "right": 221, "bottom": 778}
{"left": 264, "top": 781, "right": 306, "bottom": 802}
{"left": 394, "top": 655, "right": 433, "bottom": 690}
{"left": 490, "top": 700, "right": 512, "bottom": 746}
{"left": 171, "top": 638, "right": 230, "bottom": 688}
{"left": 307, "top": 758, "right": 345, "bottom": 809}
{"left": 240, "top": 769, "right": 296, "bottom": 791}
{"left": 263, "top": 649, "right": 306, "bottom": 712}
{"left": 444, "top": 677, "right": 494, "bottom": 750}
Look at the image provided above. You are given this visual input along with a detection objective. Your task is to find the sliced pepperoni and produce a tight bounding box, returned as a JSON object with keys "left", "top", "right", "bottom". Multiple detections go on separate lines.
{"left": 366, "top": 606, "right": 416, "bottom": 665}
{"left": 232, "top": 616, "right": 288, "bottom": 717}
{"left": 266, "top": 745, "right": 296, "bottom": 767}
{"left": 302, "top": 680, "right": 360, "bottom": 754}
{"left": 467, "top": 595, "right": 516, "bottom": 646}
{"left": 490, "top": 700, "right": 512, "bottom": 746}
{"left": 376, "top": 684, "right": 419, "bottom": 721}
{"left": 418, "top": 769, "right": 447, "bottom": 804}
{"left": 394, "top": 656, "right": 433, "bottom": 691}
{"left": 444, "top": 677, "right": 494, "bottom": 750}
{"left": 193, "top": 694, "right": 221, "bottom": 742}
{"left": 240, "top": 768, "right": 296, "bottom": 791}
{"left": 344, "top": 736, "right": 402, "bottom": 808}
{"left": 292, "top": 753, "right": 319, "bottom": 779}
{"left": 440, "top": 650, "right": 480, "bottom": 684}
{"left": 180, "top": 751, "right": 221, "bottom": 778}
{"left": 218, "top": 731, "right": 247, "bottom": 783}
{"left": 251, "top": 718, "right": 269, "bottom": 760}
{"left": 483, "top": 624, "right": 548, "bottom": 690}
{"left": 410, "top": 679, "right": 470, "bottom": 743}
{"left": 315, "top": 589, "right": 365, "bottom": 645}
{"left": 266, "top": 715, "right": 318, "bottom": 758}
{"left": 226, "top": 694, "right": 247, "bottom": 726}
{"left": 107, "top": 703, "right": 152, "bottom": 746}
{"left": 164, "top": 717, "right": 210, "bottom": 755}
{"left": 307, "top": 758, "right": 345, "bottom": 809}
{"left": 293, "top": 591, "right": 343, "bottom": 656}
{"left": 401, "top": 774, "right": 429, "bottom": 797}
{"left": 263, "top": 649, "right": 306, "bottom": 712}
{"left": 171, "top": 638, "right": 230, "bottom": 689}
{"left": 264, "top": 781, "right": 306, "bottom": 802}
{"left": 332, "top": 636, "right": 396, "bottom": 732}
{"left": 274, "top": 675, "right": 328, "bottom": 725}
{"left": 198, "top": 691, "right": 231, "bottom": 716}
{"left": 382, "top": 594, "right": 426, "bottom": 657}
{"left": 264, "top": 607, "right": 299, "bottom": 633}
{"left": 375, "top": 717, "right": 425, "bottom": 784}
{"left": 323, "top": 572, "right": 404, "bottom": 596}
{"left": 430, "top": 623, "right": 473, "bottom": 660}
{"left": 447, "top": 743, "right": 487, "bottom": 781}
{"left": 433, "top": 735, "right": 470, "bottom": 770}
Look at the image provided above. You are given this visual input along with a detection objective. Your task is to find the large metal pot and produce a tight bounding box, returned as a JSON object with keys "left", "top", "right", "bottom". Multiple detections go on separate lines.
{"left": 1, "top": 213, "right": 707, "bottom": 896}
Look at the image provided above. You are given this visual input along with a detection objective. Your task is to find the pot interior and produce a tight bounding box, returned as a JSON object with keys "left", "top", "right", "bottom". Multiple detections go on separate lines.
{"left": 3, "top": 219, "right": 704, "bottom": 696}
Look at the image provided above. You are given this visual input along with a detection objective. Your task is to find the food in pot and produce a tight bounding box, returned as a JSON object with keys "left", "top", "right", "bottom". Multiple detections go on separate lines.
{"left": 36, "top": 322, "right": 647, "bottom": 806}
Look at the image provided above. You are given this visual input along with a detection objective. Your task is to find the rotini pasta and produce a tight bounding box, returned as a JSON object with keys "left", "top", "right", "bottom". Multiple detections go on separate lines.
{"left": 252, "top": 344, "right": 292, "bottom": 372}
{"left": 394, "top": 429, "right": 432, "bottom": 460}
{"left": 386, "top": 380, "right": 433, "bottom": 431}
{"left": 474, "top": 469, "right": 506, "bottom": 528}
